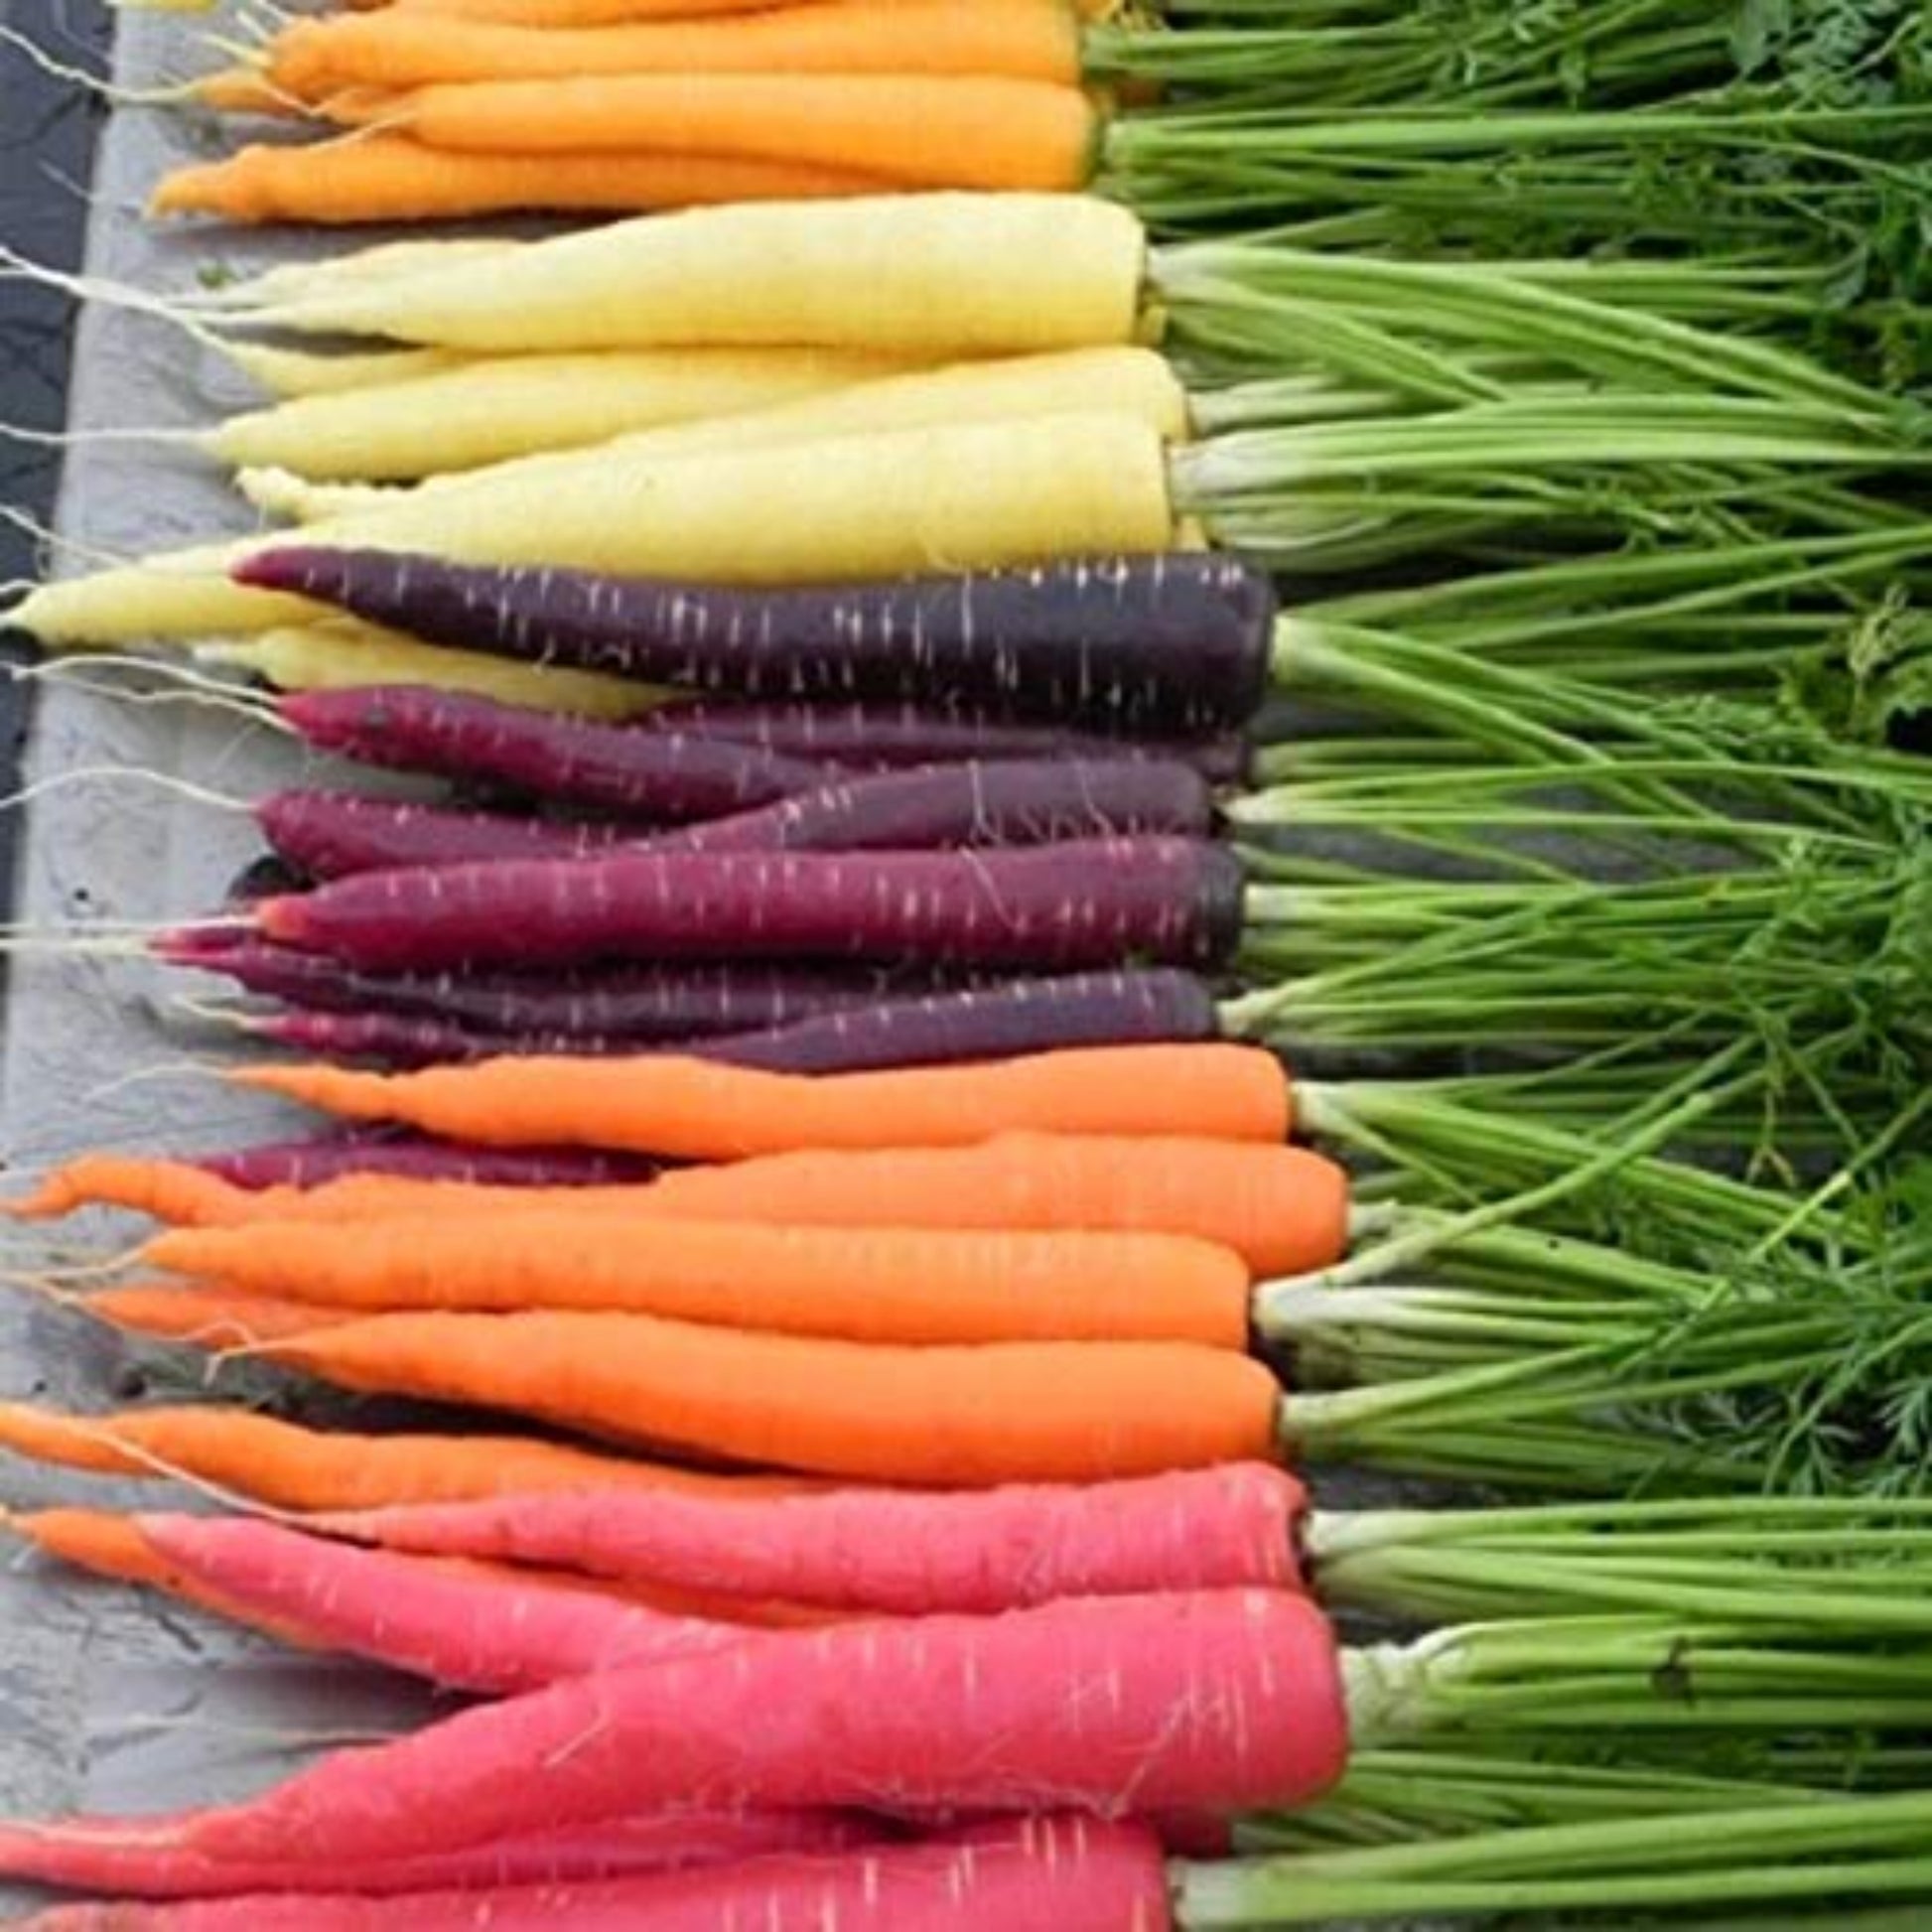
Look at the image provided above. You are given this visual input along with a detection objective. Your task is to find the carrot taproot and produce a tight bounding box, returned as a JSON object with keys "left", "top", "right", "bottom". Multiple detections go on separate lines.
{"left": 145, "top": 1217, "right": 1254, "bottom": 1347}
{"left": 7, "top": 1155, "right": 252, "bottom": 1227}
{"left": 235, "top": 1311, "right": 1283, "bottom": 1482}
{"left": 388, "top": 73, "right": 1100, "bottom": 194}
{"left": 121, "top": 1593, "right": 1344, "bottom": 1864}
{"left": 0, "top": 1402, "right": 809, "bottom": 1508}
{"left": 232, "top": 1043, "right": 1291, "bottom": 1158}
{"left": 83, "top": 1284, "right": 356, "bottom": 1350}
{"left": 6, "top": 1509, "right": 322, "bottom": 1651}
{"left": 636, "top": 1132, "right": 1345, "bottom": 1276}
{"left": 152, "top": 138, "right": 893, "bottom": 225}
{"left": 138, "top": 1514, "right": 759, "bottom": 1694}
{"left": 192, "top": 66, "right": 300, "bottom": 116}
{"left": 268, "top": 3, "right": 1082, "bottom": 96}
{"left": 323, "top": 1463, "right": 1307, "bottom": 1613}
{"left": 14, "top": 1818, "right": 1152, "bottom": 1926}
{"left": 1, "top": 1808, "right": 880, "bottom": 1905}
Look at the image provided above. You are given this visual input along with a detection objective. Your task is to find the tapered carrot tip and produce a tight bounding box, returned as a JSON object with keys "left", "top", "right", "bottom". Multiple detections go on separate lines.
{"left": 0, "top": 1404, "right": 135, "bottom": 1476}
{"left": 151, "top": 160, "right": 231, "bottom": 218}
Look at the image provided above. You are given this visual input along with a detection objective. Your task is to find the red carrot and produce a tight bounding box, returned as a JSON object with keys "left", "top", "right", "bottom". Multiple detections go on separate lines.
{"left": 256, "top": 789, "right": 642, "bottom": 878}
{"left": 2, "top": 1808, "right": 879, "bottom": 1905}
{"left": 319, "top": 1464, "right": 1308, "bottom": 1613}
{"left": 18, "top": 1817, "right": 1157, "bottom": 1927}
{"left": 250, "top": 838, "right": 1245, "bottom": 973}
{"left": 241, "top": 1008, "right": 629, "bottom": 1067}
{"left": 138, "top": 1514, "right": 758, "bottom": 1694}
{"left": 92, "top": 1592, "right": 1345, "bottom": 1866}
{"left": 278, "top": 686, "right": 829, "bottom": 819}
{"left": 198, "top": 1131, "right": 652, "bottom": 1190}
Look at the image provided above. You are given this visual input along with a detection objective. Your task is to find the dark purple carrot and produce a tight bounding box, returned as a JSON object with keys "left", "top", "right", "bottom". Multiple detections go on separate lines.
{"left": 278, "top": 687, "right": 830, "bottom": 821}
{"left": 641, "top": 701, "right": 1254, "bottom": 784}
{"left": 197, "top": 1130, "right": 656, "bottom": 1190}
{"left": 250, "top": 840, "right": 1246, "bottom": 974}
{"left": 236, "top": 551, "right": 1279, "bottom": 733}
{"left": 257, "top": 790, "right": 642, "bottom": 879}
{"left": 236, "top": 972, "right": 1224, "bottom": 1074}
{"left": 166, "top": 938, "right": 937, "bottom": 1038}
{"left": 657, "top": 759, "right": 1214, "bottom": 855}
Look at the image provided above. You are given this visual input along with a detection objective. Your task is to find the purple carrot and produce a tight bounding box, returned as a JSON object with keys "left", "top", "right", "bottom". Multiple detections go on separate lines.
{"left": 278, "top": 687, "right": 830, "bottom": 820}
{"left": 236, "top": 551, "right": 1279, "bottom": 733}
{"left": 641, "top": 700, "right": 1254, "bottom": 784}
{"left": 235, "top": 971, "right": 1222, "bottom": 1073}
{"left": 257, "top": 790, "right": 642, "bottom": 879}
{"left": 196, "top": 1130, "right": 655, "bottom": 1190}
{"left": 166, "top": 938, "right": 935, "bottom": 1038}
{"left": 251, "top": 839, "right": 1247, "bottom": 973}
{"left": 655, "top": 759, "right": 1214, "bottom": 854}
{"left": 197, "top": 1131, "right": 651, "bottom": 1189}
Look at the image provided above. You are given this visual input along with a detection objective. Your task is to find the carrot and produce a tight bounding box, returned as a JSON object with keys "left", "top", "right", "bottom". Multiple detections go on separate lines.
{"left": 384, "top": 0, "right": 1118, "bottom": 22}
{"left": 0, "top": 1402, "right": 810, "bottom": 1508}
{"left": 116, "top": 1593, "right": 1345, "bottom": 1865}
{"left": 231, "top": 1042, "right": 1293, "bottom": 1158}
{"left": 0, "top": 1809, "right": 881, "bottom": 1905}
{"left": 230, "top": 1311, "right": 1281, "bottom": 1482}
{"left": 137, "top": 1514, "right": 760, "bottom": 1694}
{"left": 321, "top": 1463, "right": 1309, "bottom": 1613}
{"left": 388, "top": 74, "right": 1100, "bottom": 194}
{"left": 13, "top": 1818, "right": 1152, "bottom": 1926}
{"left": 7, "top": 1509, "right": 321, "bottom": 1651}
{"left": 152, "top": 138, "right": 893, "bottom": 225}
{"left": 267, "top": 4, "right": 1083, "bottom": 96}
{"left": 144, "top": 1216, "right": 1255, "bottom": 1347}
{"left": 7, "top": 1155, "right": 251, "bottom": 1227}
{"left": 638, "top": 1133, "right": 1348, "bottom": 1277}
{"left": 82, "top": 1285, "right": 357, "bottom": 1350}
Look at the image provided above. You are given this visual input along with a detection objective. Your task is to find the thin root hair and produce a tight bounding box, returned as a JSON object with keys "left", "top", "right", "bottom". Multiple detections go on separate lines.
{"left": 0, "top": 762, "right": 250, "bottom": 819}
{"left": 0, "top": 20, "right": 206, "bottom": 105}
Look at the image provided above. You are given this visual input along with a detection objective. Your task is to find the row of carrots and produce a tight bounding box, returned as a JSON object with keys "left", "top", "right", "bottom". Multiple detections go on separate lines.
{"left": 1, "top": 0, "right": 1926, "bottom": 1923}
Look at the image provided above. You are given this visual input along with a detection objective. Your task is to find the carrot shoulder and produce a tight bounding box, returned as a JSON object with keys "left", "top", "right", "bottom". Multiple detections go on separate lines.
{"left": 152, "top": 138, "right": 892, "bottom": 225}
{"left": 391, "top": 73, "right": 1102, "bottom": 193}
{"left": 232, "top": 1042, "right": 1294, "bottom": 1157}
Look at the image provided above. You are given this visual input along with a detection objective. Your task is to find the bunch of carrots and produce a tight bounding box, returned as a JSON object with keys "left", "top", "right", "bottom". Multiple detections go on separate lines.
{"left": 0, "top": 0, "right": 1924, "bottom": 1923}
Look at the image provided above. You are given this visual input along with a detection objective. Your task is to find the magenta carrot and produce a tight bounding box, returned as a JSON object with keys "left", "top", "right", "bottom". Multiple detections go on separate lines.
{"left": 0, "top": 1809, "right": 879, "bottom": 1905}
{"left": 81, "top": 1591, "right": 1345, "bottom": 1867}
{"left": 137, "top": 1514, "right": 754, "bottom": 1695}
{"left": 19, "top": 1817, "right": 1157, "bottom": 1928}
{"left": 169, "top": 939, "right": 936, "bottom": 1039}
{"left": 249, "top": 837, "right": 1244, "bottom": 972}
{"left": 256, "top": 789, "right": 643, "bottom": 878}
{"left": 198, "top": 1131, "right": 653, "bottom": 1190}
{"left": 318, "top": 1464, "right": 1308, "bottom": 1614}
{"left": 237, "top": 548, "right": 1278, "bottom": 733}
{"left": 278, "top": 686, "right": 829, "bottom": 819}
{"left": 652, "top": 757, "right": 1214, "bottom": 853}
{"left": 229, "top": 1041, "right": 1293, "bottom": 1156}
{"left": 641, "top": 698, "right": 1253, "bottom": 783}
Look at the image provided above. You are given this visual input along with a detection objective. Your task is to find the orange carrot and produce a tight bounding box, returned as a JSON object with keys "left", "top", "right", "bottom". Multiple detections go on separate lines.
{"left": 143, "top": 1217, "right": 1253, "bottom": 1348}
{"left": 251, "top": 1311, "right": 1282, "bottom": 1483}
{"left": 388, "top": 73, "right": 1101, "bottom": 193}
{"left": 380, "top": 0, "right": 1117, "bottom": 25}
{"left": 233, "top": 1043, "right": 1294, "bottom": 1159}
{"left": 267, "top": 3, "right": 1082, "bottom": 97}
{"left": 0, "top": 1401, "right": 811, "bottom": 1508}
{"left": 83, "top": 1284, "right": 355, "bottom": 1350}
{"left": 7, "top": 1155, "right": 255, "bottom": 1227}
{"left": 8, "top": 1508, "right": 322, "bottom": 1649}
{"left": 193, "top": 66, "right": 308, "bottom": 116}
{"left": 151, "top": 138, "right": 891, "bottom": 224}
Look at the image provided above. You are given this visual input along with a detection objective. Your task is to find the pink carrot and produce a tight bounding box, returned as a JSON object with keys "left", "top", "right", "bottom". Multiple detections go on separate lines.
{"left": 63, "top": 1590, "right": 1342, "bottom": 1869}
{"left": 137, "top": 1515, "right": 756, "bottom": 1695}
{"left": 21, "top": 1817, "right": 1164, "bottom": 1929}
{"left": 256, "top": 790, "right": 644, "bottom": 879}
{"left": 318, "top": 1464, "right": 1308, "bottom": 1615}
{"left": 1, "top": 1809, "right": 878, "bottom": 1902}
